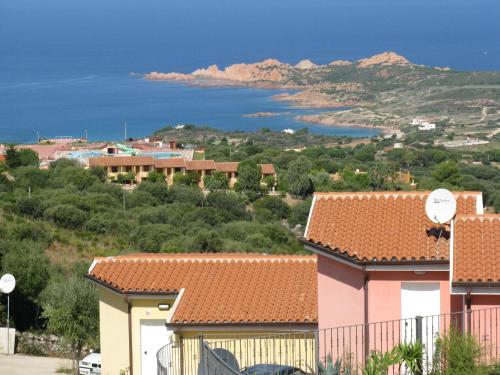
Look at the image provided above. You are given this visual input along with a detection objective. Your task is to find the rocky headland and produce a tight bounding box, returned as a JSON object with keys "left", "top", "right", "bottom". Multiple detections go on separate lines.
{"left": 145, "top": 51, "right": 500, "bottom": 137}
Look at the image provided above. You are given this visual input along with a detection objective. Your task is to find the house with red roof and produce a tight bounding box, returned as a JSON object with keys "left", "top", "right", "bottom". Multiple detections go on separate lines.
{"left": 302, "top": 191, "right": 500, "bottom": 352}
{"left": 86, "top": 253, "right": 317, "bottom": 375}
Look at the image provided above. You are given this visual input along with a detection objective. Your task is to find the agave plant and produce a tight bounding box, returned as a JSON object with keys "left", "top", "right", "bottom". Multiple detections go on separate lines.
{"left": 317, "top": 355, "right": 351, "bottom": 375}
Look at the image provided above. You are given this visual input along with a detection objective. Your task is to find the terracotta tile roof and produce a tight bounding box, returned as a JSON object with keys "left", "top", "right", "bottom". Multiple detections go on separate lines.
{"left": 305, "top": 191, "right": 481, "bottom": 263}
{"left": 453, "top": 215, "right": 500, "bottom": 284}
{"left": 154, "top": 158, "right": 186, "bottom": 168}
{"left": 186, "top": 160, "right": 216, "bottom": 171}
{"left": 259, "top": 164, "right": 276, "bottom": 175}
{"left": 0, "top": 154, "right": 5, "bottom": 162}
{"left": 88, "top": 253, "right": 317, "bottom": 325}
{"left": 89, "top": 156, "right": 154, "bottom": 167}
{"left": 215, "top": 162, "right": 240, "bottom": 173}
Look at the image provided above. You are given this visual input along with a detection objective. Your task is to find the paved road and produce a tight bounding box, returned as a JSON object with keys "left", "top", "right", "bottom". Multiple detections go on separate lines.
{"left": 0, "top": 354, "right": 72, "bottom": 375}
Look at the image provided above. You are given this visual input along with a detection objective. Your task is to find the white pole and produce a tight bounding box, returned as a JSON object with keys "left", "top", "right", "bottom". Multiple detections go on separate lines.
{"left": 7, "top": 294, "right": 10, "bottom": 355}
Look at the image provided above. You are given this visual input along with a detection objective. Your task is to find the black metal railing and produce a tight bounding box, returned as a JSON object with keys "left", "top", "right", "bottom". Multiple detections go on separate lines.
{"left": 157, "top": 307, "right": 500, "bottom": 375}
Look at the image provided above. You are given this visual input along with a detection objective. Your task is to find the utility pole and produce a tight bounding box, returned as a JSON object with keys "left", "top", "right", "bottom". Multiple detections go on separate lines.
{"left": 124, "top": 121, "right": 127, "bottom": 141}
{"left": 123, "top": 194, "right": 126, "bottom": 212}
{"left": 84, "top": 129, "right": 88, "bottom": 142}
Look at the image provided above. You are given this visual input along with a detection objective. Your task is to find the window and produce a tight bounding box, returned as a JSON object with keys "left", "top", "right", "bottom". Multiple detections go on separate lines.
{"left": 126, "top": 166, "right": 132, "bottom": 172}
{"left": 111, "top": 166, "right": 118, "bottom": 173}
{"left": 143, "top": 165, "right": 151, "bottom": 172}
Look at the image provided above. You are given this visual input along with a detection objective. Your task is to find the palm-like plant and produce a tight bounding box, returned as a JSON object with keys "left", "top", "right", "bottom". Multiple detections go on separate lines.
{"left": 395, "top": 342, "right": 424, "bottom": 375}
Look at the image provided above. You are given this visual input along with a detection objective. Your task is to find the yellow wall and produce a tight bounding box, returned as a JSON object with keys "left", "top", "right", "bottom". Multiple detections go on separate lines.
{"left": 99, "top": 288, "right": 130, "bottom": 375}
{"left": 130, "top": 298, "right": 176, "bottom": 375}
{"left": 98, "top": 289, "right": 176, "bottom": 375}
{"left": 98, "top": 289, "right": 315, "bottom": 375}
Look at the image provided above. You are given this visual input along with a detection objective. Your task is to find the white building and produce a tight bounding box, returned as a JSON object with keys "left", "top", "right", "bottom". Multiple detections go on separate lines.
{"left": 282, "top": 128, "right": 296, "bottom": 135}
{"left": 418, "top": 123, "right": 436, "bottom": 131}
{"left": 411, "top": 118, "right": 436, "bottom": 131}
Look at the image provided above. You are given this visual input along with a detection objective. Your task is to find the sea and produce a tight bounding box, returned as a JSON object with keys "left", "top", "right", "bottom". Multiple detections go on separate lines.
{"left": 1, "top": 0, "right": 499, "bottom": 143}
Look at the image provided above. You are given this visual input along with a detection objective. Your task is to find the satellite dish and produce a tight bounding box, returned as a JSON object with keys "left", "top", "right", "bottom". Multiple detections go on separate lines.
{"left": 0, "top": 274, "right": 16, "bottom": 294}
{"left": 425, "top": 189, "right": 457, "bottom": 224}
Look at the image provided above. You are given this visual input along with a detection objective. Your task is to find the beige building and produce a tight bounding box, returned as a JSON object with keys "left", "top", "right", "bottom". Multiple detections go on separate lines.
{"left": 89, "top": 156, "right": 276, "bottom": 189}
{"left": 86, "top": 253, "right": 317, "bottom": 375}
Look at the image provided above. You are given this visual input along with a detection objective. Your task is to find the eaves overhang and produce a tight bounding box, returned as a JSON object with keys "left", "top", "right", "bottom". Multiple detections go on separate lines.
{"left": 301, "top": 238, "right": 450, "bottom": 270}
{"left": 84, "top": 274, "right": 179, "bottom": 299}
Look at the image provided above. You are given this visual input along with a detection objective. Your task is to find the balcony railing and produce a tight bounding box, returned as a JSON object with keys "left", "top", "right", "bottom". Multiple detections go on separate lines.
{"left": 158, "top": 307, "right": 500, "bottom": 375}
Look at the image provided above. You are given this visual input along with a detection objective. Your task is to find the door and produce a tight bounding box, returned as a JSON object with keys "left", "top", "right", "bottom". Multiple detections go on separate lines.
{"left": 140, "top": 320, "right": 172, "bottom": 375}
{"left": 401, "top": 283, "right": 440, "bottom": 370}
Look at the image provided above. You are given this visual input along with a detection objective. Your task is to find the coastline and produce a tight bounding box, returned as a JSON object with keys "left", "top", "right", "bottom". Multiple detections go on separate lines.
{"left": 295, "top": 114, "right": 397, "bottom": 136}
{"left": 145, "top": 75, "right": 388, "bottom": 137}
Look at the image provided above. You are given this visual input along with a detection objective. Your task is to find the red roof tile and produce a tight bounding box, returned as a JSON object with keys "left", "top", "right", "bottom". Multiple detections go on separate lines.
{"left": 453, "top": 215, "right": 500, "bottom": 284}
{"left": 185, "top": 160, "right": 216, "bottom": 171}
{"left": 215, "top": 162, "right": 240, "bottom": 173}
{"left": 88, "top": 253, "right": 317, "bottom": 325}
{"left": 89, "top": 156, "right": 154, "bottom": 167}
{"left": 154, "top": 158, "right": 186, "bottom": 168}
{"left": 259, "top": 164, "right": 276, "bottom": 175}
{"left": 305, "top": 191, "right": 481, "bottom": 263}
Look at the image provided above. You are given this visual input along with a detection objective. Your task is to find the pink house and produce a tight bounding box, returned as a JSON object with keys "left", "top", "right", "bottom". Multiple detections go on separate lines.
{"left": 301, "top": 191, "right": 500, "bottom": 362}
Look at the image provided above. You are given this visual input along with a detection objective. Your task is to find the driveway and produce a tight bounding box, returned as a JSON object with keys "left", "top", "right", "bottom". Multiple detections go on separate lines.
{"left": 0, "top": 354, "right": 72, "bottom": 375}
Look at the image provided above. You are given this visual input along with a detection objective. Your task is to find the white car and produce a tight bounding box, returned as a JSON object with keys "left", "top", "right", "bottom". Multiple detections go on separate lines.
{"left": 79, "top": 351, "right": 101, "bottom": 375}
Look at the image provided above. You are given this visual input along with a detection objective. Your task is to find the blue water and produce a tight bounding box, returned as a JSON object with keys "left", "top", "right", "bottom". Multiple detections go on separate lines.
{"left": 1, "top": 0, "right": 499, "bottom": 143}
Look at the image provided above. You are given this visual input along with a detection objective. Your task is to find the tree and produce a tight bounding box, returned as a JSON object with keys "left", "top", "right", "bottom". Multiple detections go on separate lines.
{"left": 132, "top": 224, "right": 178, "bottom": 252}
{"left": 205, "top": 191, "right": 249, "bottom": 222}
{"left": 146, "top": 171, "right": 166, "bottom": 183}
{"left": 289, "top": 198, "right": 313, "bottom": 227}
{"left": 432, "top": 161, "right": 462, "bottom": 185}
{"left": 44, "top": 204, "right": 89, "bottom": 229}
{"left": 169, "top": 185, "right": 204, "bottom": 206}
{"left": 189, "top": 230, "right": 223, "bottom": 252}
{"left": 2, "top": 241, "right": 50, "bottom": 329}
{"left": 204, "top": 171, "right": 229, "bottom": 191}
{"left": 287, "top": 157, "right": 313, "bottom": 198}
{"left": 236, "top": 161, "right": 262, "bottom": 192}
{"left": 253, "top": 196, "right": 290, "bottom": 220}
{"left": 173, "top": 171, "right": 200, "bottom": 186}
{"left": 42, "top": 277, "right": 99, "bottom": 374}
{"left": 18, "top": 149, "right": 40, "bottom": 167}
{"left": 137, "top": 181, "right": 169, "bottom": 203}
{"left": 4, "top": 145, "right": 19, "bottom": 169}
{"left": 4, "top": 146, "right": 38, "bottom": 169}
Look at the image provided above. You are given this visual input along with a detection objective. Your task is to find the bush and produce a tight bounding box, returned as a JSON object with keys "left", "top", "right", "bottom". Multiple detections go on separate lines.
{"left": 169, "top": 185, "right": 204, "bottom": 206}
{"left": 204, "top": 171, "right": 229, "bottom": 191}
{"left": 432, "top": 328, "right": 487, "bottom": 375}
{"left": 133, "top": 224, "right": 178, "bottom": 252}
{"left": 44, "top": 204, "right": 89, "bottom": 229}
{"left": 289, "top": 198, "right": 312, "bottom": 227}
{"left": 188, "top": 230, "right": 223, "bottom": 252}
{"left": 17, "top": 196, "right": 44, "bottom": 218}
{"left": 173, "top": 171, "right": 200, "bottom": 186}
{"left": 85, "top": 215, "right": 110, "bottom": 234}
{"left": 205, "top": 191, "right": 249, "bottom": 222}
{"left": 125, "top": 190, "right": 160, "bottom": 209}
{"left": 136, "top": 181, "right": 169, "bottom": 203}
{"left": 253, "top": 196, "right": 290, "bottom": 220}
